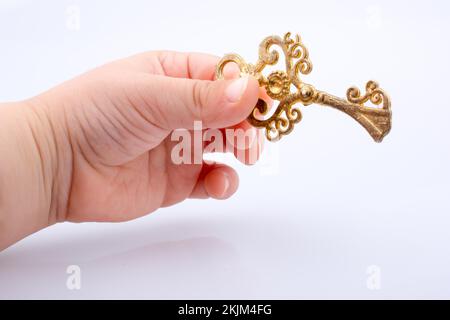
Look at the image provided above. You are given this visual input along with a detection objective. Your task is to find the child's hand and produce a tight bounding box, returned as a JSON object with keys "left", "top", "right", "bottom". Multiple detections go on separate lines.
{"left": 0, "top": 51, "right": 265, "bottom": 249}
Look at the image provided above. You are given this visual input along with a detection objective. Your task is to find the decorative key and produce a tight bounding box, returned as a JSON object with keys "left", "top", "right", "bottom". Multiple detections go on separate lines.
{"left": 215, "top": 32, "right": 392, "bottom": 142}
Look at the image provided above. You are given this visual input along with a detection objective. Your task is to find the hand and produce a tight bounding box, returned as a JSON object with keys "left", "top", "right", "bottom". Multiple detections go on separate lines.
{"left": 0, "top": 51, "right": 266, "bottom": 249}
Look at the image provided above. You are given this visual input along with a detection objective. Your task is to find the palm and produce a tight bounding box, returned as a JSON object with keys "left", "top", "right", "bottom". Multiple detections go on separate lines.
{"left": 67, "top": 140, "right": 202, "bottom": 222}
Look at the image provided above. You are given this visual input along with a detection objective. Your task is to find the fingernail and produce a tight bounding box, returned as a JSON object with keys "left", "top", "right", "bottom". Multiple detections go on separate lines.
{"left": 219, "top": 171, "right": 231, "bottom": 198}
{"left": 216, "top": 171, "right": 230, "bottom": 199}
{"left": 225, "top": 76, "right": 248, "bottom": 103}
{"left": 205, "top": 170, "right": 232, "bottom": 199}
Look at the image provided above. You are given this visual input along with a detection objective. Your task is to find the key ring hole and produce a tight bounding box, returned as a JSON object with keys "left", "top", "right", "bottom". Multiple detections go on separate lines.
{"left": 215, "top": 54, "right": 250, "bottom": 80}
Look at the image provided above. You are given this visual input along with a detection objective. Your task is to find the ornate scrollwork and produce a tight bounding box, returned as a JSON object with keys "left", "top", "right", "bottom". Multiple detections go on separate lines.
{"left": 215, "top": 32, "right": 392, "bottom": 142}
{"left": 347, "top": 81, "right": 387, "bottom": 108}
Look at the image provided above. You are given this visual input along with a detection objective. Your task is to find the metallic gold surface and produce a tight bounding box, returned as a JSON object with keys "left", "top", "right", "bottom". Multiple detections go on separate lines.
{"left": 215, "top": 33, "right": 392, "bottom": 142}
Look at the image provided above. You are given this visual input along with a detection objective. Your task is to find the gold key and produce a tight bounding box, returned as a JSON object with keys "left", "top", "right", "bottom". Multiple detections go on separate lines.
{"left": 215, "top": 32, "right": 392, "bottom": 142}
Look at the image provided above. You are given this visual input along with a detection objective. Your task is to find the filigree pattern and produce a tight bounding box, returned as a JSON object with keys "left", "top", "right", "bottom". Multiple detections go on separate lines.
{"left": 215, "top": 32, "right": 392, "bottom": 142}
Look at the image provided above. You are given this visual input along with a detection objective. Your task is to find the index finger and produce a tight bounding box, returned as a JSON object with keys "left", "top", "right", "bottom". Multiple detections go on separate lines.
{"left": 156, "top": 51, "right": 242, "bottom": 81}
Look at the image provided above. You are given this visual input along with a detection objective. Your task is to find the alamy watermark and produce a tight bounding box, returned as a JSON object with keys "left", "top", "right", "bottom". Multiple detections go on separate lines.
{"left": 366, "top": 265, "right": 381, "bottom": 290}
{"left": 366, "top": 5, "right": 383, "bottom": 30}
{"left": 66, "top": 5, "right": 81, "bottom": 31}
{"left": 66, "top": 265, "right": 81, "bottom": 290}
{"left": 171, "top": 121, "right": 261, "bottom": 165}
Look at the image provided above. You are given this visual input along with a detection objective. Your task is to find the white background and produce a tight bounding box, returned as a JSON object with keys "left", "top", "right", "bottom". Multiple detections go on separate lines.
{"left": 0, "top": 0, "right": 449, "bottom": 299}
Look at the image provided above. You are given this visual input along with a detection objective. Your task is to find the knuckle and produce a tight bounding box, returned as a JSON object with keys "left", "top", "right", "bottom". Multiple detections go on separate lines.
{"left": 190, "top": 80, "right": 209, "bottom": 119}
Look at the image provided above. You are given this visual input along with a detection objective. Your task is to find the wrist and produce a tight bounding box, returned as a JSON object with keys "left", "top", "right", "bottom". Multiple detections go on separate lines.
{"left": 0, "top": 98, "right": 72, "bottom": 249}
{"left": 25, "top": 96, "right": 74, "bottom": 224}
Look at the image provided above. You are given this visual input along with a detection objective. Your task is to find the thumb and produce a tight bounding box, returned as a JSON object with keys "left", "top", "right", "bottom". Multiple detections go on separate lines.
{"left": 137, "top": 74, "right": 260, "bottom": 130}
